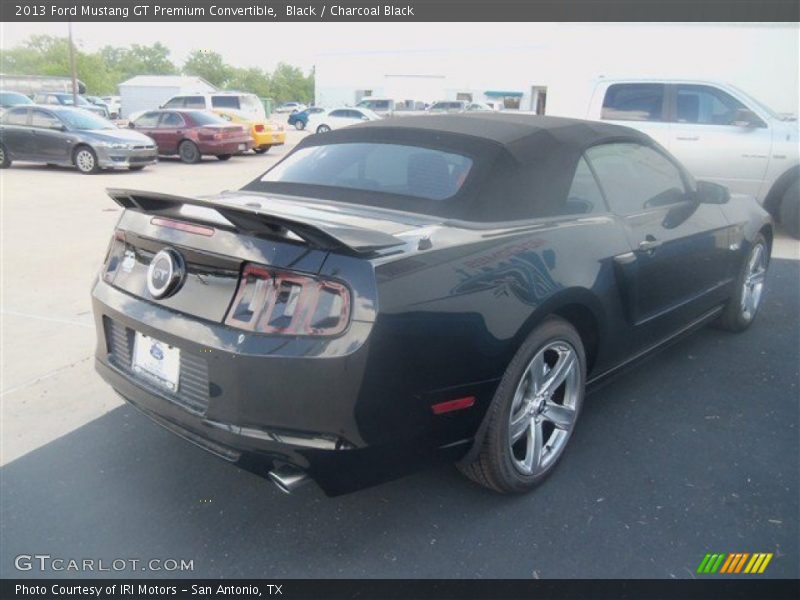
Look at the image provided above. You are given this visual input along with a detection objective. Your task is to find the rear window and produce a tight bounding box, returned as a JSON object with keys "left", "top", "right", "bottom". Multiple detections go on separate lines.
{"left": 188, "top": 111, "right": 229, "bottom": 126}
{"left": 184, "top": 96, "right": 206, "bottom": 109}
{"left": 260, "top": 143, "right": 473, "bottom": 201}
{"left": 601, "top": 84, "right": 665, "bottom": 122}
{"left": 211, "top": 96, "right": 240, "bottom": 109}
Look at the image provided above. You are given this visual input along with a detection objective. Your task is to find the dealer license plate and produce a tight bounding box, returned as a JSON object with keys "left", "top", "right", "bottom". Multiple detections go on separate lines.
{"left": 132, "top": 332, "right": 180, "bottom": 392}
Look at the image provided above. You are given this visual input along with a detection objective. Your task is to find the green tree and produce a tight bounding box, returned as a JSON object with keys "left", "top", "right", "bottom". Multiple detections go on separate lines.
{"left": 269, "top": 62, "right": 314, "bottom": 104}
{"left": 227, "top": 67, "right": 272, "bottom": 98}
{"left": 100, "top": 42, "right": 177, "bottom": 83}
{"left": 182, "top": 50, "right": 231, "bottom": 88}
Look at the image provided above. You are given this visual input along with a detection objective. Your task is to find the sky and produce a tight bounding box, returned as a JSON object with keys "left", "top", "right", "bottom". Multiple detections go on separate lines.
{"left": 3, "top": 22, "right": 794, "bottom": 74}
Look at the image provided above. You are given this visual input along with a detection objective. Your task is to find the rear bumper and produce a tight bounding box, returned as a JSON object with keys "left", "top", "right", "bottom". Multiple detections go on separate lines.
{"left": 253, "top": 131, "right": 286, "bottom": 147}
{"left": 197, "top": 139, "right": 253, "bottom": 155}
{"left": 91, "top": 279, "right": 464, "bottom": 494}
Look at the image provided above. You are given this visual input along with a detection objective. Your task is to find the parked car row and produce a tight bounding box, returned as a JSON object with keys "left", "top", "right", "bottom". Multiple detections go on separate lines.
{"left": 0, "top": 104, "right": 285, "bottom": 173}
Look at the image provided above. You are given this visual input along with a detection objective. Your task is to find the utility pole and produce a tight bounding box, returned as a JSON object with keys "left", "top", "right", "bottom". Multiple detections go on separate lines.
{"left": 68, "top": 21, "right": 78, "bottom": 105}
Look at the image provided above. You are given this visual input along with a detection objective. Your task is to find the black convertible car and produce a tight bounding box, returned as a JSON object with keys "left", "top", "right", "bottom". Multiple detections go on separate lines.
{"left": 92, "top": 114, "right": 772, "bottom": 495}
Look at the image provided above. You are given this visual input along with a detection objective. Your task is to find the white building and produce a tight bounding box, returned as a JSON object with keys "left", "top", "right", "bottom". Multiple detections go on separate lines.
{"left": 314, "top": 23, "right": 799, "bottom": 117}
{"left": 118, "top": 75, "right": 216, "bottom": 118}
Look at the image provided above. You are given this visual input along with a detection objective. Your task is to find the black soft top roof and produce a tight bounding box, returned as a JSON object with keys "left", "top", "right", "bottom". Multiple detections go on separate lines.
{"left": 327, "top": 113, "right": 650, "bottom": 163}
{"left": 245, "top": 114, "right": 656, "bottom": 223}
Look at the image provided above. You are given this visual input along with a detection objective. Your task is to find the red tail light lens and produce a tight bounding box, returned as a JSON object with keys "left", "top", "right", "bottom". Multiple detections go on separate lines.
{"left": 254, "top": 124, "right": 265, "bottom": 132}
{"left": 225, "top": 264, "right": 351, "bottom": 336}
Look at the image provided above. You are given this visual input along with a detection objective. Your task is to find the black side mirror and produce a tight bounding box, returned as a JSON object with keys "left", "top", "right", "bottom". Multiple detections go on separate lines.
{"left": 128, "top": 121, "right": 135, "bottom": 129}
{"left": 732, "top": 108, "right": 762, "bottom": 128}
{"left": 696, "top": 180, "right": 730, "bottom": 204}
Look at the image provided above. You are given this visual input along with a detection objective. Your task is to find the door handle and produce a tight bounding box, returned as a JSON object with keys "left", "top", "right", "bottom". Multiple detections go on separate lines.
{"left": 638, "top": 235, "right": 662, "bottom": 254}
{"left": 676, "top": 136, "right": 699, "bottom": 141}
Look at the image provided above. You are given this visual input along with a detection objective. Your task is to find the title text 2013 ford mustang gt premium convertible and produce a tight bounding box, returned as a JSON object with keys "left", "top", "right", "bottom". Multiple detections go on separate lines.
{"left": 92, "top": 114, "right": 772, "bottom": 495}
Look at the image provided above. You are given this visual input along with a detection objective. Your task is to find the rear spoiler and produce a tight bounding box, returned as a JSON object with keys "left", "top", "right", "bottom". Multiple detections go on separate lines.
{"left": 107, "top": 188, "right": 406, "bottom": 255}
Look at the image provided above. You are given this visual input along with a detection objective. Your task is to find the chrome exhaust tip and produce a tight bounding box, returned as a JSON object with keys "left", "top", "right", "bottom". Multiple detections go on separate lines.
{"left": 268, "top": 464, "right": 309, "bottom": 494}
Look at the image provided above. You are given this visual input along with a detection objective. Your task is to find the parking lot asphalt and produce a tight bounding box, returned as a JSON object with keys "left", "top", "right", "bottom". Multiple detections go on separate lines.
{"left": 1, "top": 128, "right": 798, "bottom": 579}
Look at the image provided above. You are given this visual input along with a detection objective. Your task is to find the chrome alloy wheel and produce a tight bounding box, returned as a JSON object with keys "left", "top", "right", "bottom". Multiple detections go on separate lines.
{"left": 741, "top": 243, "right": 767, "bottom": 321}
{"left": 508, "top": 341, "right": 580, "bottom": 476}
{"left": 75, "top": 148, "right": 95, "bottom": 172}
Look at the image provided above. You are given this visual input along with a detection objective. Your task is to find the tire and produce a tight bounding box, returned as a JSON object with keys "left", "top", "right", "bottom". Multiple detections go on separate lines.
{"left": 253, "top": 146, "right": 270, "bottom": 154}
{"left": 316, "top": 125, "right": 331, "bottom": 134}
{"left": 129, "top": 165, "right": 146, "bottom": 171}
{"left": 294, "top": 121, "right": 306, "bottom": 131}
{"left": 0, "top": 144, "right": 12, "bottom": 169}
{"left": 178, "top": 140, "right": 201, "bottom": 164}
{"left": 73, "top": 146, "right": 99, "bottom": 174}
{"left": 458, "top": 317, "right": 586, "bottom": 493}
{"left": 217, "top": 154, "right": 232, "bottom": 161}
{"left": 715, "top": 233, "right": 769, "bottom": 332}
{"left": 778, "top": 180, "right": 799, "bottom": 239}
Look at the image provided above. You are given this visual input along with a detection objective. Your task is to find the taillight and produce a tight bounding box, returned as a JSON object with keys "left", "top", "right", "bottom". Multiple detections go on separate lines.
{"left": 254, "top": 124, "right": 265, "bottom": 132}
{"left": 225, "top": 264, "right": 351, "bottom": 336}
{"left": 198, "top": 128, "right": 223, "bottom": 141}
{"left": 102, "top": 230, "right": 127, "bottom": 282}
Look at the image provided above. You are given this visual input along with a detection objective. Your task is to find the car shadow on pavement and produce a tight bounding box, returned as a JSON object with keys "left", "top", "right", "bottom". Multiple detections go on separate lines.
{"left": 1, "top": 259, "right": 797, "bottom": 579}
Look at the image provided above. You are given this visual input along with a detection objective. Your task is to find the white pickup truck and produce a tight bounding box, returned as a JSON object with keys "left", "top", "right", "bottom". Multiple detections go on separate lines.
{"left": 585, "top": 79, "right": 799, "bottom": 238}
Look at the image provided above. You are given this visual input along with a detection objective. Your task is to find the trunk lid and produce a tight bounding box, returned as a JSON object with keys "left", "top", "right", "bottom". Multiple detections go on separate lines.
{"left": 103, "top": 188, "right": 434, "bottom": 323}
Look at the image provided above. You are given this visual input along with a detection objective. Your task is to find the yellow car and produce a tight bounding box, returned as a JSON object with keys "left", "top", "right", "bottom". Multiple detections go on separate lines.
{"left": 212, "top": 109, "right": 286, "bottom": 154}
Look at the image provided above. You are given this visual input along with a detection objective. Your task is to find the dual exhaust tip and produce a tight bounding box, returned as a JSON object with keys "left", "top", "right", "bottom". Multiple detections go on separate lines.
{"left": 268, "top": 464, "right": 309, "bottom": 494}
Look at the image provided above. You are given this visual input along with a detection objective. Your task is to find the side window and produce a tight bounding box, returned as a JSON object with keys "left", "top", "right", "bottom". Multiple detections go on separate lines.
{"left": 564, "top": 157, "right": 606, "bottom": 215}
{"left": 30, "top": 109, "right": 62, "bottom": 130}
{"left": 162, "top": 97, "right": 185, "bottom": 109}
{"left": 329, "top": 109, "right": 347, "bottom": 118}
{"left": 183, "top": 96, "right": 205, "bottom": 109}
{"left": 135, "top": 112, "right": 161, "bottom": 127}
{"left": 586, "top": 143, "right": 687, "bottom": 215}
{"left": 211, "top": 96, "right": 240, "bottom": 109}
{"left": 675, "top": 84, "right": 755, "bottom": 126}
{"left": 159, "top": 113, "right": 185, "bottom": 128}
{"left": 601, "top": 84, "right": 665, "bottom": 122}
{"left": 2, "top": 108, "right": 28, "bottom": 125}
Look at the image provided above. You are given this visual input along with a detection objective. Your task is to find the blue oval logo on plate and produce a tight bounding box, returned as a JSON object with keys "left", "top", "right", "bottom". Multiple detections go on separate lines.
{"left": 150, "top": 344, "right": 164, "bottom": 360}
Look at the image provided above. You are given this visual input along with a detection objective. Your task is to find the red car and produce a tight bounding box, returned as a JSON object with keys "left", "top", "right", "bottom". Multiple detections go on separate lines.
{"left": 130, "top": 110, "right": 253, "bottom": 163}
